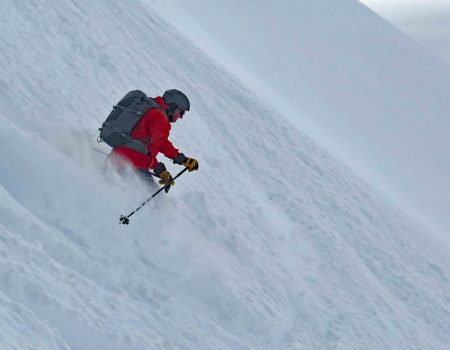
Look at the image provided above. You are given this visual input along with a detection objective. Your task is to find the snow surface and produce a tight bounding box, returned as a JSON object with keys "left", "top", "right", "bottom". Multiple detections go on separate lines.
{"left": 158, "top": 0, "right": 450, "bottom": 239}
{"left": 0, "top": 0, "right": 449, "bottom": 349}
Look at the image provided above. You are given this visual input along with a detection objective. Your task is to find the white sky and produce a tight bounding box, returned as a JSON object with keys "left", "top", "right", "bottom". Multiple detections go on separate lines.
{"left": 359, "top": 0, "right": 450, "bottom": 64}
{"left": 361, "top": 0, "right": 450, "bottom": 14}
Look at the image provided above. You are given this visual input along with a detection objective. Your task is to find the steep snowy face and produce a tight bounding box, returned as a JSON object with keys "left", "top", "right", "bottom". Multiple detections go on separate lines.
{"left": 157, "top": 0, "right": 450, "bottom": 238}
{"left": 360, "top": 0, "right": 450, "bottom": 67}
{"left": 0, "top": 0, "right": 449, "bottom": 350}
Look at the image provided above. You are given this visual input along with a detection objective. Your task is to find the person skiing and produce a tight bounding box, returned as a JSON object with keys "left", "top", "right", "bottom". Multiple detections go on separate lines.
{"left": 108, "top": 89, "right": 199, "bottom": 188}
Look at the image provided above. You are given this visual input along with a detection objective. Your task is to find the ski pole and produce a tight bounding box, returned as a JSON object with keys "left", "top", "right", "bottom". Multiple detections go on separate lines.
{"left": 119, "top": 168, "right": 189, "bottom": 225}
{"left": 147, "top": 171, "right": 170, "bottom": 193}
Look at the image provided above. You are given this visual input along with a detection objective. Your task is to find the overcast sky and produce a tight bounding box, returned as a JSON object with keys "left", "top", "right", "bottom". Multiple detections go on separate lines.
{"left": 360, "top": 0, "right": 450, "bottom": 65}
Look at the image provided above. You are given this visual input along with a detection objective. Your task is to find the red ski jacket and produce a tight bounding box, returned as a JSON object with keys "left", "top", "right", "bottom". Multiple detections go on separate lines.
{"left": 111, "top": 96, "right": 181, "bottom": 170}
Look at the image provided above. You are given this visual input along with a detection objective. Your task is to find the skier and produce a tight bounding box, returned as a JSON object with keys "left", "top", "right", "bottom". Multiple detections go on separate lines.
{"left": 108, "top": 89, "right": 199, "bottom": 188}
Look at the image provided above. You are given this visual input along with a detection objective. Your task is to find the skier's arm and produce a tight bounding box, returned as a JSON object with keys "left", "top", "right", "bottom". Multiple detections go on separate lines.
{"left": 159, "top": 138, "right": 180, "bottom": 159}
{"left": 148, "top": 112, "right": 181, "bottom": 159}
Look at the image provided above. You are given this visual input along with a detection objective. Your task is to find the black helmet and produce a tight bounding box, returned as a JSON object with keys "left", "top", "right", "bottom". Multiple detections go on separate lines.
{"left": 162, "top": 89, "right": 190, "bottom": 111}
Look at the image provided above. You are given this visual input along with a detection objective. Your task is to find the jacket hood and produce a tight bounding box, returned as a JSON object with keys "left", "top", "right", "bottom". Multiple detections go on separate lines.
{"left": 154, "top": 96, "right": 167, "bottom": 110}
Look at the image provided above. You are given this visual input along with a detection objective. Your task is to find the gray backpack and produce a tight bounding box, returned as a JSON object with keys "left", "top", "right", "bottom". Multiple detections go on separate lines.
{"left": 98, "top": 90, "right": 162, "bottom": 155}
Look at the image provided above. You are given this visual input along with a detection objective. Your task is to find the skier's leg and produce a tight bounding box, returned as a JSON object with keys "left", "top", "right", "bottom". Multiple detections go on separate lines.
{"left": 135, "top": 169, "right": 159, "bottom": 191}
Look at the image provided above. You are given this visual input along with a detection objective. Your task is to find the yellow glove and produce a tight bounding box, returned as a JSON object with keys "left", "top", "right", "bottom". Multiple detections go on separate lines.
{"left": 158, "top": 170, "right": 174, "bottom": 186}
{"left": 182, "top": 157, "right": 199, "bottom": 172}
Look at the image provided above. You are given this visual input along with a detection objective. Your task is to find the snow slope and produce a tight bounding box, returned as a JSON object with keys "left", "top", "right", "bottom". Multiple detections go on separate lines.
{"left": 0, "top": 0, "right": 449, "bottom": 349}
{"left": 157, "top": 0, "right": 450, "bottom": 238}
